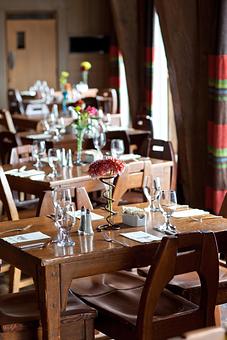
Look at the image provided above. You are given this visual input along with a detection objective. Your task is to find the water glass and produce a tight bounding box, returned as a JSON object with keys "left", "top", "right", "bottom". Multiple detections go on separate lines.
{"left": 156, "top": 190, "right": 177, "bottom": 233}
{"left": 32, "top": 140, "right": 46, "bottom": 168}
{"left": 93, "top": 132, "right": 106, "bottom": 154}
{"left": 111, "top": 139, "right": 125, "bottom": 158}
{"left": 48, "top": 148, "right": 61, "bottom": 178}
{"left": 57, "top": 202, "right": 75, "bottom": 247}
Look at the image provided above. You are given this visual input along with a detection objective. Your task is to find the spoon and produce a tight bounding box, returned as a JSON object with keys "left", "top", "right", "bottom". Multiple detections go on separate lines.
{"left": 103, "top": 232, "right": 129, "bottom": 247}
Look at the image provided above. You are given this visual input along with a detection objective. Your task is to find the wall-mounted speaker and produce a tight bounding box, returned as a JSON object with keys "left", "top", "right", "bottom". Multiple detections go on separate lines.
{"left": 69, "top": 36, "right": 109, "bottom": 54}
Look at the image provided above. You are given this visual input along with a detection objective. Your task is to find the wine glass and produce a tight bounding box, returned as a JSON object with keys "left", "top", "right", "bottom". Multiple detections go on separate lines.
{"left": 48, "top": 148, "right": 61, "bottom": 178}
{"left": 157, "top": 190, "right": 177, "bottom": 233}
{"left": 93, "top": 132, "right": 106, "bottom": 155}
{"left": 57, "top": 202, "right": 75, "bottom": 247}
{"left": 32, "top": 140, "right": 46, "bottom": 168}
{"left": 143, "top": 176, "right": 158, "bottom": 212}
{"left": 111, "top": 139, "right": 125, "bottom": 158}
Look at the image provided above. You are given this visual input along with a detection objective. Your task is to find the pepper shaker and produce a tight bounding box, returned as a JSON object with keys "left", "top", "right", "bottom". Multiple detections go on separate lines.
{"left": 84, "top": 209, "right": 94, "bottom": 235}
{"left": 61, "top": 148, "right": 67, "bottom": 167}
{"left": 78, "top": 206, "right": 86, "bottom": 235}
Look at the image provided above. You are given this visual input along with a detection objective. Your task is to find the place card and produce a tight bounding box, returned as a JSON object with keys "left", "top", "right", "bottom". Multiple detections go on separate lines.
{"left": 2, "top": 232, "right": 50, "bottom": 244}
{"left": 172, "top": 209, "right": 210, "bottom": 218}
{"left": 68, "top": 210, "right": 104, "bottom": 221}
{"left": 120, "top": 231, "right": 162, "bottom": 243}
{"left": 27, "top": 133, "right": 52, "bottom": 139}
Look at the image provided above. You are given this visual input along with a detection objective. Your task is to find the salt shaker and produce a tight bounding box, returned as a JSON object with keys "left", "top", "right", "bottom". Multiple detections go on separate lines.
{"left": 67, "top": 149, "right": 73, "bottom": 167}
{"left": 84, "top": 209, "right": 94, "bottom": 235}
{"left": 78, "top": 206, "right": 86, "bottom": 235}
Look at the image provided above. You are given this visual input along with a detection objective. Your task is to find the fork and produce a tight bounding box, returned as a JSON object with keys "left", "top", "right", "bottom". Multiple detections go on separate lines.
{"left": 0, "top": 224, "right": 33, "bottom": 236}
{"left": 103, "top": 232, "right": 130, "bottom": 247}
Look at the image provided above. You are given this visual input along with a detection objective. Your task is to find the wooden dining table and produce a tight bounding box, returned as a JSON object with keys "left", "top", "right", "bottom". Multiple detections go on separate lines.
{"left": 4, "top": 158, "right": 173, "bottom": 197}
{"left": 0, "top": 204, "right": 226, "bottom": 339}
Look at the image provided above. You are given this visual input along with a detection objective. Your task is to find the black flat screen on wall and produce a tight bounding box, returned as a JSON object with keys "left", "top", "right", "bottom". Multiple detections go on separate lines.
{"left": 69, "top": 36, "right": 109, "bottom": 53}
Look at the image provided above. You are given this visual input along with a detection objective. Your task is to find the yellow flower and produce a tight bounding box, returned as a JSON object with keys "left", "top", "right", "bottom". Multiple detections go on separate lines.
{"left": 80, "top": 61, "right": 92, "bottom": 71}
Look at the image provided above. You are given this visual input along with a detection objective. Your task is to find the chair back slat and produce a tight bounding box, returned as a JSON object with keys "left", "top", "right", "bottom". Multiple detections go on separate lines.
{"left": 136, "top": 232, "right": 219, "bottom": 338}
{"left": 0, "top": 166, "right": 19, "bottom": 221}
{"left": 10, "top": 144, "right": 33, "bottom": 164}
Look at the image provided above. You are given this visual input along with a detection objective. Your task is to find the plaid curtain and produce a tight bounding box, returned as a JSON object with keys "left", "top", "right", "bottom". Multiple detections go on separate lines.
{"left": 109, "top": 34, "right": 120, "bottom": 112}
{"left": 205, "top": 1, "right": 227, "bottom": 214}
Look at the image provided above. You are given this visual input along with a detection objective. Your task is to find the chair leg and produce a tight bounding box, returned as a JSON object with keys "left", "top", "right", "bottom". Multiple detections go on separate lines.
{"left": 215, "top": 305, "right": 221, "bottom": 326}
{"left": 8, "top": 266, "right": 22, "bottom": 293}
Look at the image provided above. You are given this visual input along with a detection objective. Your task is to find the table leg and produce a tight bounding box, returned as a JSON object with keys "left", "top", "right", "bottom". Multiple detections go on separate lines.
{"left": 36, "top": 264, "right": 61, "bottom": 340}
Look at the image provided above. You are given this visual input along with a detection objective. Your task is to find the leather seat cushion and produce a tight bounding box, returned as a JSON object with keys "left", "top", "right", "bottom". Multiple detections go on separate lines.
{"left": 0, "top": 289, "right": 96, "bottom": 325}
{"left": 76, "top": 286, "right": 197, "bottom": 327}
{"left": 70, "top": 270, "right": 145, "bottom": 297}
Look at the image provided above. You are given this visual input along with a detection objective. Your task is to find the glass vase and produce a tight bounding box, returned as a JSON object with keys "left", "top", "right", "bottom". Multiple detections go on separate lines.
{"left": 81, "top": 70, "right": 88, "bottom": 85}
{"left": 75, "top": 127, "right": 85, "bottom": 165}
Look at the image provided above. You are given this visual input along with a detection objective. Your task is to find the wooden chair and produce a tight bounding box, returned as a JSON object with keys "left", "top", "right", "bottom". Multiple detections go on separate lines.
{"left": 112, "top": 159, "right": 152, "bottom": 206}
{"left": 97, "top": 88, "right": 118, "bottom": 114}
{"left": 0, "top": 166, "right": 33, "bottom": 293}
{"left": 8, "top": 88, "right": 25, "bottom": 115}
{"left": 105, "top": 130, "right": 130, "bottom": 154}
{"left": 0, "top": 290, "right": 96, "bottom": 339}
{"left": 139, "top": 138, "right": 177, "bottom": 190}
{"left": 10, "top": 144, "right": 33, "bottom": 164}
{"left": 71, "top": 232, "right": 219, "bottom": 339}
{"left": 0, "top": 109, "right": 16, "bottom": 133}
{"left": 0, "top": 131, "right": 18, "bottom": 165}
{"left": 134, "top": 114, "right": 153, "bottom": 136}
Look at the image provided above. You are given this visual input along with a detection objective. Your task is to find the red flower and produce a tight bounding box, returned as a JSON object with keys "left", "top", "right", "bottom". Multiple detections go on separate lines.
{"left": 86, "top": 106, "right": 98, "bottom": 117}
{"left": 88, "top": 158, "right": 125, "bottom": 178}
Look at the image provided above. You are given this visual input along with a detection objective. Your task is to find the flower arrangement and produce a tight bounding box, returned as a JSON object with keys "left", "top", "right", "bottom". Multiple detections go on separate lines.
{"left": 59, "top": 71, "right": 69, "bottom": 90}
{"left": 80, "top": 61, "right": 92, "bottom": 72}
{"left": 88, "top": 158, "right": 125, "bottom": 178}
{"left": 80, "top": 61, "right": 92, "bottom": 85}
{"left": 73, "top": 104, "right": 99, "bottom": 165}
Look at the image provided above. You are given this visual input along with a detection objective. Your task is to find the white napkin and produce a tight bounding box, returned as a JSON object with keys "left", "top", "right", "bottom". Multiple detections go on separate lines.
{"left": 120, "top": 231, "right": 162, "bottom": 243}
{"left": 172, "top": 209, "right": 209, "bottom": 218}
{"left": 12, "top": 169, "right": 45, "bottom": 178}
{"left": 68, "top": 210, "right": 104, "bottom": 221}
{"left": 119, "top": 154, "right": 141, "bottom": 161}
{"left": 27, "top": 133, "right": 52, "bottom": 139}
{"left": 2, "top": 232, "right": 50, "bottom": 244}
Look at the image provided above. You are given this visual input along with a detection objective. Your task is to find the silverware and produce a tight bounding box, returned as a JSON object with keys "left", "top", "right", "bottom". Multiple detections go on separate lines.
{"left": 103, "top": 232, "right": 130, "bottom": 247}
{"left": 19, "top": 242, "right": 46, "bottom": 250}
{"left": 0, "top": 224, "right": 33, "bottom": 236}
{"left": 189, "top": 215, "right": 222, "bottom": 223}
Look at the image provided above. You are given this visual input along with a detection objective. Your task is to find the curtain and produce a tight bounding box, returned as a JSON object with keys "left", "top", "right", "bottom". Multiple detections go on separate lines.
{"left": 205, "top": 1, "right": 227, "bottom": 213}
{"left": 155, "top": 0, "right": 217, "bottom": 208}
{"left": 109, "top": 33, "right": 120, "bottom": 112}
{"left": 110, "top": 0, "right": 154, "bottom": 124}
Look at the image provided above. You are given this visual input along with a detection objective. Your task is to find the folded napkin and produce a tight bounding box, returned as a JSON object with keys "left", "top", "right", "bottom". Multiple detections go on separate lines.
{"left": 119, "top": 154, "right": 141, "bottom": 161}
{"left": 68, "top": 210, "right": 104, "bottom": 221}
{"left": 120, "top": 231, "right": 162, "bottom": 243}
{"left": 172, "top": 209, "right": 209, "bottom": 218}
{"left": 27, "top": 133, "right": 52, "bottom": 139}
{"left": 12, "top": 169, "right": 45, "bottom": 178}
{"left": 2, "top": 232, "right": 50, "bottom": 244}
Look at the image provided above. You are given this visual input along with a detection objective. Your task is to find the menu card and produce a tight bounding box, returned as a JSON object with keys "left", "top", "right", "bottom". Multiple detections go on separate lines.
{"left": 120, "top": 231, "right": 162, "bottom": 243}
{"left": 2, "top": 232, "right": 50, "bottom": 244}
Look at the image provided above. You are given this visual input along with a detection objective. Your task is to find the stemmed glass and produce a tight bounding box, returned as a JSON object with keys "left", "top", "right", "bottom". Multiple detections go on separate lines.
{"left": 143, "top": 176, "right": 159, "bottom": 212}
{"left": 156, "top": 190, "right": 177, "bottom": 233}
{"left": 57, "top": 202, "right": 75, "bottom": 247}
{"left": 32, "top": 140, "right": 46, "bottom": 168}
{"left": 48, "top": 148, "right": 61, "bottom": 178}
{"left": 111, "top": 139, "right": 125, "bottom": 158}
{"left": 93, "top": 131, "right": 106, "bottom": 156}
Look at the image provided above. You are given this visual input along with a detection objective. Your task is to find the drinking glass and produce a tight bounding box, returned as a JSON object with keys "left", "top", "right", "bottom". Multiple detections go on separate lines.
{"left": 48, "top": 148, "right": 61, "bottom": 178}
{"left": 143, "top": 176, "right": 158, "bottom": 212}
{"left": 32, "top": 140, "right": 46, "bottom": 168}
{"left": 93, "top": 132, "right": 106, "bottom": 154}
{"left": 156, "top": 190, "right": 177, "bottom": 233}
{"left": 111, "top": 139, "right": 125, "bottom": 158}
{"left": 57, "top": 202, "right": 75, "bottom": 247}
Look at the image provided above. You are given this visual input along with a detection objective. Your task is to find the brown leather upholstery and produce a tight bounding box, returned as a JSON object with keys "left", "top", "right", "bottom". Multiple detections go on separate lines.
{"left": 71, "top": 232, "right": 219, "bottom": 340}
{"left": 0, "top": 289, "right": 96, "bottom": 339}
